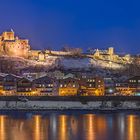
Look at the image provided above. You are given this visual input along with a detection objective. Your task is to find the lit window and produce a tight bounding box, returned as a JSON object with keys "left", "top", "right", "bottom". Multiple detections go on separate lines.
{"left": 50, "top": 84, "right": 53, "bottom": 87}
{"left": 73, "top": 84, "right": 76, "bottom": 87}
{"left": 89, "top": 84, "right": 92, "bottom": 87}
{"left": 60, "top": 84, "right": 63, "bottom": 87}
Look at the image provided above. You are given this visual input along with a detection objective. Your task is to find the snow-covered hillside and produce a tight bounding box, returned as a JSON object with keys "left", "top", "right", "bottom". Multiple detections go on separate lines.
{"left": 58, "top": 57, "right": 124, "bottom": 69}
{"left": 0, "top": 55, "right": 125, "bottom": 73}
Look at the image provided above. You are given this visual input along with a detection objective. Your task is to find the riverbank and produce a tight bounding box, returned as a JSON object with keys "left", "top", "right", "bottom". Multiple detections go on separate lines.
{"left": 0, "top": 96, "right": 140, "bottom": 110}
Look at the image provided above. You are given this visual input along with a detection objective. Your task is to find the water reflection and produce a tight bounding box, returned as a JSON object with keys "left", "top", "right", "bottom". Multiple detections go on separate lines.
{"left": 0, "top": 116, "right": 6, "bottom": 140}
{"left": 0, "top": 112, "right": 140, "bottom": 140}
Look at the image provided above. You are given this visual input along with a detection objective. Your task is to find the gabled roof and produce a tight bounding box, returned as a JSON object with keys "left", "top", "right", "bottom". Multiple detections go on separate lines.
{"left": 0, "top": 73, "right": 8, "bottom": 77}
{"left": 127, "top": 76, "right": 140, "bottom": 81}
{"left": 60, "top": 77, "right": 80, "bottom": 81}
{"left": 33, "top": 76, "right": 54, "bottom": 84}
{"left": 17, "top": 77, "right": 32, "bottom": 82}
{"left": 4, "top": 74, "right": 22, "bottom": 79}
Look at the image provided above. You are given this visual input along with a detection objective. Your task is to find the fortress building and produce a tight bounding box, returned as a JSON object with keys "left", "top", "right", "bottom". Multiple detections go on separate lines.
{"left": 93, "top": 47, "right": 118, "bottom": 61}
{"left": 0, "top": 30, "right": 30, "bottom": 58}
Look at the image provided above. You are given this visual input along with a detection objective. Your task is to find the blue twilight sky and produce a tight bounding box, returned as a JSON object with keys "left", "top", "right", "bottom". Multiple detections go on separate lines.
{"left": 0, "top": 0, "right": 140, "bottom": 54}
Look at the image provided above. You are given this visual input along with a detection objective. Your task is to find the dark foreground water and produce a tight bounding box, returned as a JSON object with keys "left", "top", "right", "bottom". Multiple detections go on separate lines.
{"left": 0, "top": 111, "right": 140, "bottom": 140}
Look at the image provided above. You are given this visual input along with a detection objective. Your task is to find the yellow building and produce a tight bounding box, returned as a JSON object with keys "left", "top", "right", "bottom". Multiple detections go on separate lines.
{"left": 58, "top": 77, "right": 80, "bottom": 96}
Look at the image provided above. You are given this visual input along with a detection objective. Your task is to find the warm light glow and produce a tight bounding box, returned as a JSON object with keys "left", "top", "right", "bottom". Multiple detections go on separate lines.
{"left": 127, "top": 115, "right": 135, "bottom": 140}
{"left": 0, "top": 116, "right": 6, "bottom": 140}
{"left": 58, "top": 115, "right": 69, "bottom": 140}
{"left": 83, "top": 114, "right": 95, "bottom": 140}
{"left": 33, "top": 115, "right": 42, "bottom": 140}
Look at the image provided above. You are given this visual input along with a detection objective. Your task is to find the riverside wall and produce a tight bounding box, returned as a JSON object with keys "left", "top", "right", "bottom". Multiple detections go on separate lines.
{"left": 0, "top": 96, "right": 140, "bottom": 110}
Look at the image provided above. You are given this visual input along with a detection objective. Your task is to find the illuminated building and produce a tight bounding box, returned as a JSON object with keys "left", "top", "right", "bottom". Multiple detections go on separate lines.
{"left": 3, "top": 74, "right": 21, "bottom": 95}
{"left": 33, "top": 76, "right": 55, "bottom": 96}
{"left": 16, "top": 78, "right": 35, "bottom": 96}
{"left": 0, "top": 30, "right": 30, "bottom": 58}
{"left": 115, "top": 76, "right": 140, "bottom": 95}
{"left": 28, "top": 50, "right": 48, "bottom": 61}
{"left": 80, "top": 77, "right": 105, "bottom": 96}
{"left": 91, "top": 47, "right": 132, "bottom": 64}
{"left": 115, "top": 83, "right": 132, "bottom": 95}
{"left": 93, "top": 47, "right": 118, "bottom": 61}
{"left": 38, "top": 51, "right": 46, "bottom": 61}
{"left": 128, "top": 76, "right": 140, "bottom": 88}
{"left": 58, "top": 77, "right": 80, "bottom": 96}
{"left": 0, "top": 74, "right": 7, "bottom": 95}
{"left": 127, "top": 76, "right": 140, "bottom": 95}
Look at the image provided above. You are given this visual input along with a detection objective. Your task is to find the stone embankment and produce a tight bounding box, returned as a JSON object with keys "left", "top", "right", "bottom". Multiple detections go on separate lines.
{"left": 0, "top": 96, "right": 140, "bottom": 110}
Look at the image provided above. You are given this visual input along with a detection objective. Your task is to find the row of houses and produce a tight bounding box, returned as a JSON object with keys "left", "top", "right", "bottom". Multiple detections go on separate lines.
{"left": 0, "top": 73, "right": 105, "bottom": 96}
{"left": 116, "top": 76, "right": 140, "bottom": 95}
{"left": 0, "top": 70, "right": 139, "bottom": 96}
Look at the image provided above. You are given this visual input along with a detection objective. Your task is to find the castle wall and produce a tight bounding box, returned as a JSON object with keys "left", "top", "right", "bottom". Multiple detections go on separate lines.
{"left": 46, "top": 50, "right": 72, "bottom": 55}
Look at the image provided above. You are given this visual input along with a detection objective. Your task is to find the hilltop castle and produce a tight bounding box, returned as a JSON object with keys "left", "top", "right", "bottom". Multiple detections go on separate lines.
{"left": 0, "top": 30, "right": 132, "bottom": 64}
{"left": 0, "top": 30, "right": 30, "bottom": 58}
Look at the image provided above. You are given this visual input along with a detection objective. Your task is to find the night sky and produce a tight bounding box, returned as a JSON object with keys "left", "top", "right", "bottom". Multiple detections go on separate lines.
{"left": 0, "top": 0, "right": 140, "bottom": 54}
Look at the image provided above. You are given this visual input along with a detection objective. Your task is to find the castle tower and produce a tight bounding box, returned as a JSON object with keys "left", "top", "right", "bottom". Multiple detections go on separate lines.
{"left": 2, "top": 30, "right": 15, "bottom": 41}
{"left": 108, "top": 47, "right": 114, "bottom": 60}
{"left": 108, "top": 47, "right": 114, "bottom": 55}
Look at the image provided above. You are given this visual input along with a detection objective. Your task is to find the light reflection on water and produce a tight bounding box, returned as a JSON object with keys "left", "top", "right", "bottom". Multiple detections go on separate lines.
{"left": 0, "top": 111, "right": 140, "bottom": 140}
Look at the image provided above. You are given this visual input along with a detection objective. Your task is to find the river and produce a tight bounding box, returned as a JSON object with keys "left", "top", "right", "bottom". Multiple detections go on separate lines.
{"left": 0, "top": 111, "right": 139, "bottom": 140}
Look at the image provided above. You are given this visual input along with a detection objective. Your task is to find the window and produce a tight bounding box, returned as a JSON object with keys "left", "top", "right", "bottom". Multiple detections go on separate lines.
{"left": 73, "top": 84, "right": 76, "bottom": 87}
{"left": 89, "top": 84, "right": 92, "bottom": 87}
{"left": 60, "top": 84, "right": 63, "bottom": 87}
